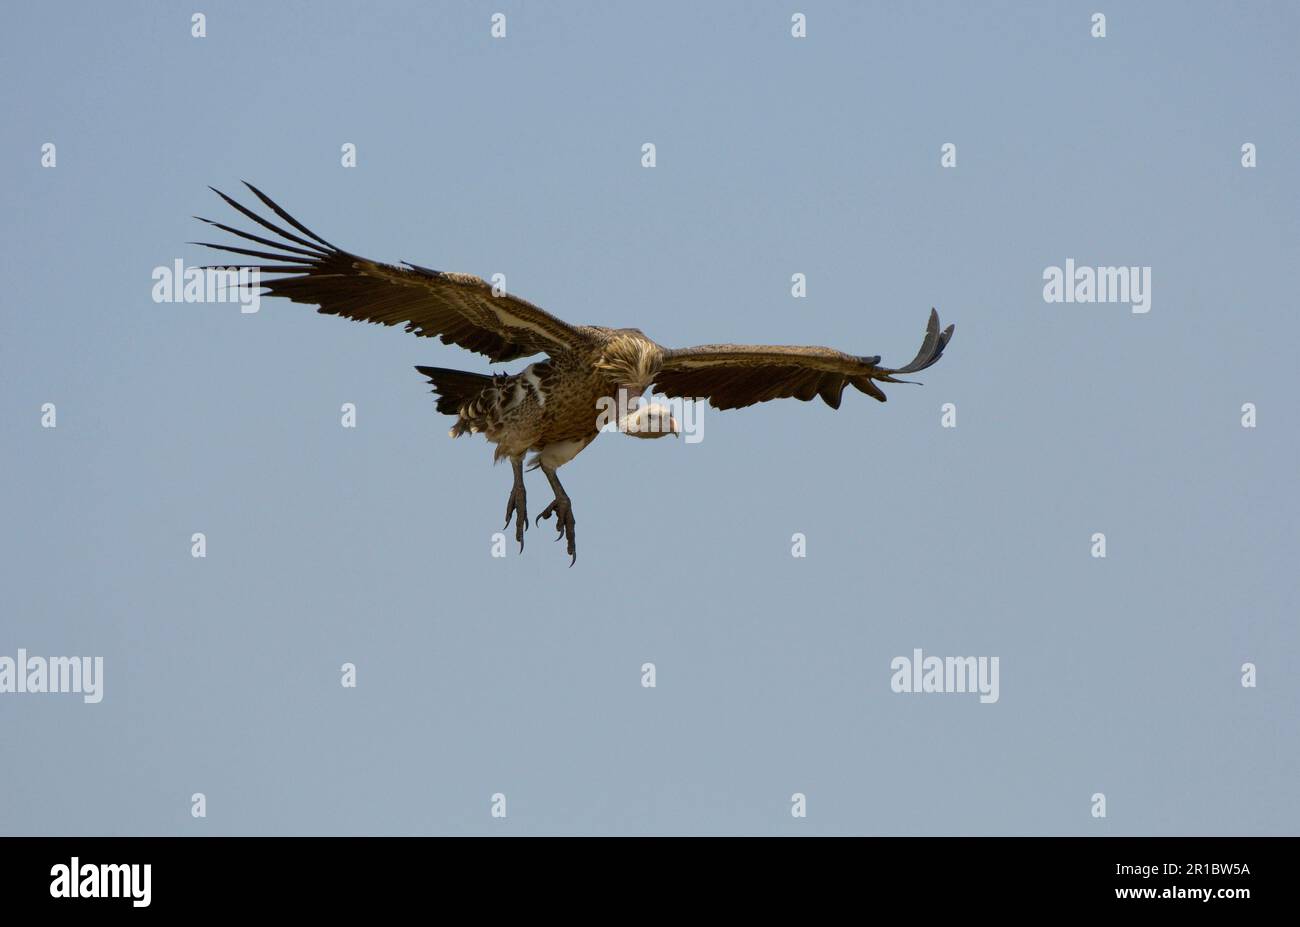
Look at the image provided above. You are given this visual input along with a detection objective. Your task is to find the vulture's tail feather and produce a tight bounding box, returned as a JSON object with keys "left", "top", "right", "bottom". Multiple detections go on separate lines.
{"left": 415, "top": 366, "right": 492, "bottom": 426}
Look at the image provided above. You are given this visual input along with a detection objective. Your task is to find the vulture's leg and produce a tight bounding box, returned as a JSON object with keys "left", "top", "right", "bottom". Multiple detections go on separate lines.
{"left": 535, "top": 465, "right": 577, "bottom": 566}
{"left": 502, "top": 456, "right": 528, "bottom": 552}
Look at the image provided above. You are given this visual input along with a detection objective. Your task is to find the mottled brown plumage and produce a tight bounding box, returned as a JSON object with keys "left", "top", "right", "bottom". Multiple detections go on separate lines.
{"left": 195, "top": 184, "right": 954, "bottom": 564}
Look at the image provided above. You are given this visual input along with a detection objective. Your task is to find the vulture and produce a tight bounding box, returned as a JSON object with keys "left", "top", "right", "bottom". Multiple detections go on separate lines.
{"left": 194, "top": 184, "right": 954, "bottom": 565}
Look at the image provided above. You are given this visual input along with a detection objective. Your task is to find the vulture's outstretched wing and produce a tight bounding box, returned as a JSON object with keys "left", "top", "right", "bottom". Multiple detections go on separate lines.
{"left": 653, "top": 309, "right": 953, "bottom": 410}
{"left": 192, "top": 183, "right": 593, "bottom": 363}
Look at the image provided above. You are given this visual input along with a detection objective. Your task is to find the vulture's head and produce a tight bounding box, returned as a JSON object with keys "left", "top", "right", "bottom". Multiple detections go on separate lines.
{"left": 621, "top": 402, "right": 680, "bottom": 439}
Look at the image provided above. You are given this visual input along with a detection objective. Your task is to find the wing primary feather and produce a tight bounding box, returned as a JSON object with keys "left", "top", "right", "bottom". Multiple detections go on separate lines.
{"left": 193, "top": 217, "right": 326, "bottom": 258}
{"left": 189, "top": 241, "right": 317, "bottom": 263}
{"left": 889, "top": 308, "right": 940, "bottom": 374}
{"left": 208, "top": 187, "right": 332, "bottom": 255}
{"left": 242, "top": 181, "right": 340, "bottom": 251}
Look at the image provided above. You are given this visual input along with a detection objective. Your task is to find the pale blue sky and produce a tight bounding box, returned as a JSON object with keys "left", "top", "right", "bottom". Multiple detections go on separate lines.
{"left": 1, "top": 1, "right": 1297, "bottom": 835}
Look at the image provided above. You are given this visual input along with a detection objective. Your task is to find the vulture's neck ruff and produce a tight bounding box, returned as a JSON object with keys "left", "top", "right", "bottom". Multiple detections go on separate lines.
{"left": 593, "top": 332, "right": 663, "bottom": 396}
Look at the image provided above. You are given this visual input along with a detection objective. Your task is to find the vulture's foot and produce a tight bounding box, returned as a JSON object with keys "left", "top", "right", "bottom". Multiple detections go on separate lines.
{"left": 503, "top": 459, "right": 528, "bottom": 552}
{"left": 536, "top": 494, "right": 576, "bottom": 566}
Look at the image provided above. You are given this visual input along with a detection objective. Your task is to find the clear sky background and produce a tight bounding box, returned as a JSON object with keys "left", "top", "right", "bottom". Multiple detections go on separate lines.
{"left": 1, "top": 1, "right": 1297, "bottom": 835}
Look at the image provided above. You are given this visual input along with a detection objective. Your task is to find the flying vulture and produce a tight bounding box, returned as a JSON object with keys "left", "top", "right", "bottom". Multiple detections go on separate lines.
{"left": 194, "top": 184, "right": 955, "bottom": 565}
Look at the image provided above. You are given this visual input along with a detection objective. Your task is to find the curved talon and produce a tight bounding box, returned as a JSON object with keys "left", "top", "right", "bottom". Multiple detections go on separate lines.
{"left": 504, "top": 478, "right": 528, "bottom": 553}
{"left": 535, "top": 497, "right": 576, "bottom": 563}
